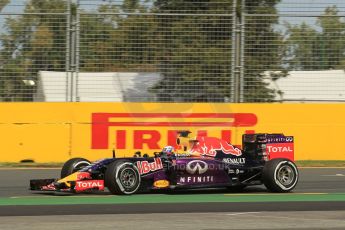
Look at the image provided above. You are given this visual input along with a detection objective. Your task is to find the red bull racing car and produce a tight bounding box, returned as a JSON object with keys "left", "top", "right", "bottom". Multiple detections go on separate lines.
{"left": 30, "top": 132, "right": 298, "bottom": 195}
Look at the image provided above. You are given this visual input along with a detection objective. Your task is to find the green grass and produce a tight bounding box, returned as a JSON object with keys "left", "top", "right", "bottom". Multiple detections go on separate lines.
{"left": 295, "top": 160, "right": 345, "bottom": 167}
{"left": 2, "top": 193, "right": 345, "bottom": 206}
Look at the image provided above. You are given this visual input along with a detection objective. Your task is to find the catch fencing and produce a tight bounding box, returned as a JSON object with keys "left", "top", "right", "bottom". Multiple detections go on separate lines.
{"left": 0, "top": 0, "right": 344, "bottom": 102}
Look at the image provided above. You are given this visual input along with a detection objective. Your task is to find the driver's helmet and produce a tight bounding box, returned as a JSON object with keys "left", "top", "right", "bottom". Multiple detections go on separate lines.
{"left": 162, "top": 146, "right": 175, "bottom": 155}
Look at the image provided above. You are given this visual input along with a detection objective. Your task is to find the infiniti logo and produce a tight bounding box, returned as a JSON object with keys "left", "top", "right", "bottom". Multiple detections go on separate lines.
{"left": 186, "top": 160, "right": 208, "bottom": 175}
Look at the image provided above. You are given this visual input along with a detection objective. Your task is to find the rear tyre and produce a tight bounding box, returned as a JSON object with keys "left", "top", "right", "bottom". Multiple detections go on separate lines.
{"left": 105, "top": 160, "right": 141, "bottom": 195}
{"left": 60, "top": 158, "right": 91, "bottom": 178}
{"left": 262, "top": 158, "right": 298, "bottom": 193}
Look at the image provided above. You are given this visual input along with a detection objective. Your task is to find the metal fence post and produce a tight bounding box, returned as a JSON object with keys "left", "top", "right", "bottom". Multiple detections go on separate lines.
{"left": 69, "top": 0, "right": 79, "bottom": 102}
{"left": 65, "top": 0, "right": 71, "bottom": 102}
{"left": 240, "top": 0, "right": 245, "bottom": 103}
{"left": 231, "top": 0, "right": 237, "bottom": 103}
{"left": 75, "top": 0, "right": 80, "bottom": 102}
{"left": 232, "top": 0, "right": 243, "bottom": 103}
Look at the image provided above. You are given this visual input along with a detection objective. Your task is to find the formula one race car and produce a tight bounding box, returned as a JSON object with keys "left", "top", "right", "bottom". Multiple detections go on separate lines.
{"left": 30, "top": 132, "right": 298, "bottom": 195}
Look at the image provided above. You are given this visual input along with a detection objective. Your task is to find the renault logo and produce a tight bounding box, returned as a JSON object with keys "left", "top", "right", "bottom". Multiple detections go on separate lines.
{"left": 186, "top": 160, "right": 208, "bottom": 175}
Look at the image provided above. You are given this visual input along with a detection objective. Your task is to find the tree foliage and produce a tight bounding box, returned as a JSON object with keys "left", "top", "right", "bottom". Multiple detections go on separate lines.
{"left": 79, "top": 0, "right": 156, "bottom": 72}
{"left": 241, "top": 0, "right": 287, "bottom": 102}
{"left": 0, "top": 0, "right": 9, "bottom": 11}
{"left": 0, "top": 0, "right": 286, "bottom": 102}
{"left": 150, "top": 0, "right": 233, "bottom": 102}
{"left": 286, "top": 6, "right": 345, "bottom": 70}
{"left": 150, "top": 0, "right": 286, "bottom": 102}
{"left": 0, "top": 0, "right": 66, "bottom": 101}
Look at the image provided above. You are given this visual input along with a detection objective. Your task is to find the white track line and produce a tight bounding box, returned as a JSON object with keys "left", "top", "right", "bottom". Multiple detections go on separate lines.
{"left": 226, "top": 212, "right": 261, "bottom": 216}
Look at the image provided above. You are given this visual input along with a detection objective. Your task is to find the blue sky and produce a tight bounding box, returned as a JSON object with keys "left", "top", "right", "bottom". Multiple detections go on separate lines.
{"left": 2, "top": 0, "right": 345, "bottom": 15}
{"left": 0, "top": 0, "right": 344, "bottom": 33}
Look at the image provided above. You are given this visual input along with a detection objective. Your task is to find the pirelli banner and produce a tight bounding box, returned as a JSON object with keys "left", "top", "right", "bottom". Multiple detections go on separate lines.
{"left": 0, "top": 103, "right": 344, "bottom": 162}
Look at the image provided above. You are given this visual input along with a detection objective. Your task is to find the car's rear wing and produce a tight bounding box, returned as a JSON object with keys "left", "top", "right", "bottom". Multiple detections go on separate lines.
{"left": 242, "top": 133, "right": 294, "bottom": 162}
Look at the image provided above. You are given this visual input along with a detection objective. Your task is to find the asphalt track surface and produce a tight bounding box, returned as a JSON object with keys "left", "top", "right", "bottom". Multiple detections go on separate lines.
{"left": 1, "top": 168, "right": 345, "bottom": 230}
{"left": 0, "top": 168, "right": 345, "bottom": 217}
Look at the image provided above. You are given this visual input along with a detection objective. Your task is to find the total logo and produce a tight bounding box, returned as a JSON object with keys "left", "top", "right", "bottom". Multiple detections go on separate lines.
{"left": 75, "top": 180, "right": 104, "bottom": 191}
{"left": 136, "top": 158, "right": 163, "bottom": 175}
{"left": 266, "top": 143, "right": 294, "bottom": 161}
{"left": 186, "top": 160, "right": 208, "bottom": 175}
{"left": 267, "top": 145, "right": 293, "bottom": 153}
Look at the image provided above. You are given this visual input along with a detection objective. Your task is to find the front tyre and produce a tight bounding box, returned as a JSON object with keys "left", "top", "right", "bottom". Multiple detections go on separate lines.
{"left": 105, "top": 161, "right": 141, "bottom": 195}
{"left": 262, "top": 158, "right": 298, "bottom": 193}
{"left": 60, "top": 158, "right": 91, "bottom": 178}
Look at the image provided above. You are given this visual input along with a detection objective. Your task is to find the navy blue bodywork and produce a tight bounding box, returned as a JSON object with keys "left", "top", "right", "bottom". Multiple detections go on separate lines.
{"left": 30, "top": 133, "right": 295, "bottom": 193}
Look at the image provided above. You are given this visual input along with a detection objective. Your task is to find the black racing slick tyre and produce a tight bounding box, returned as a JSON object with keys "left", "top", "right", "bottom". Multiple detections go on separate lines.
{"left": 60, "top": 158, "right": 91, "bottom": 178}
{"left": 262, "top": 158, "right": 299, "bottom": 193}
{"left": 105, "top": 160, "right": 141, "bottom": 195}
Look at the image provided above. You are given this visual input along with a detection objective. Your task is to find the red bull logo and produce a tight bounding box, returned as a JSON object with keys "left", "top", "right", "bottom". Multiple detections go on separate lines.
{"left": 136, "top": 158, "right": 163, "bottom": 175}
{"left": 76, "top": 172, "right": 91, "bottom": 180}
{"left": 190, "top": 136, "right": 242, "bottom": 157}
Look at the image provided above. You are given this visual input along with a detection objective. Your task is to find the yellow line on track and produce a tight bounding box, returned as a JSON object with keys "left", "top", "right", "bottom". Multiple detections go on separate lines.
{"left": 299, "top": 167, "right": 345, "bottom": 169}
